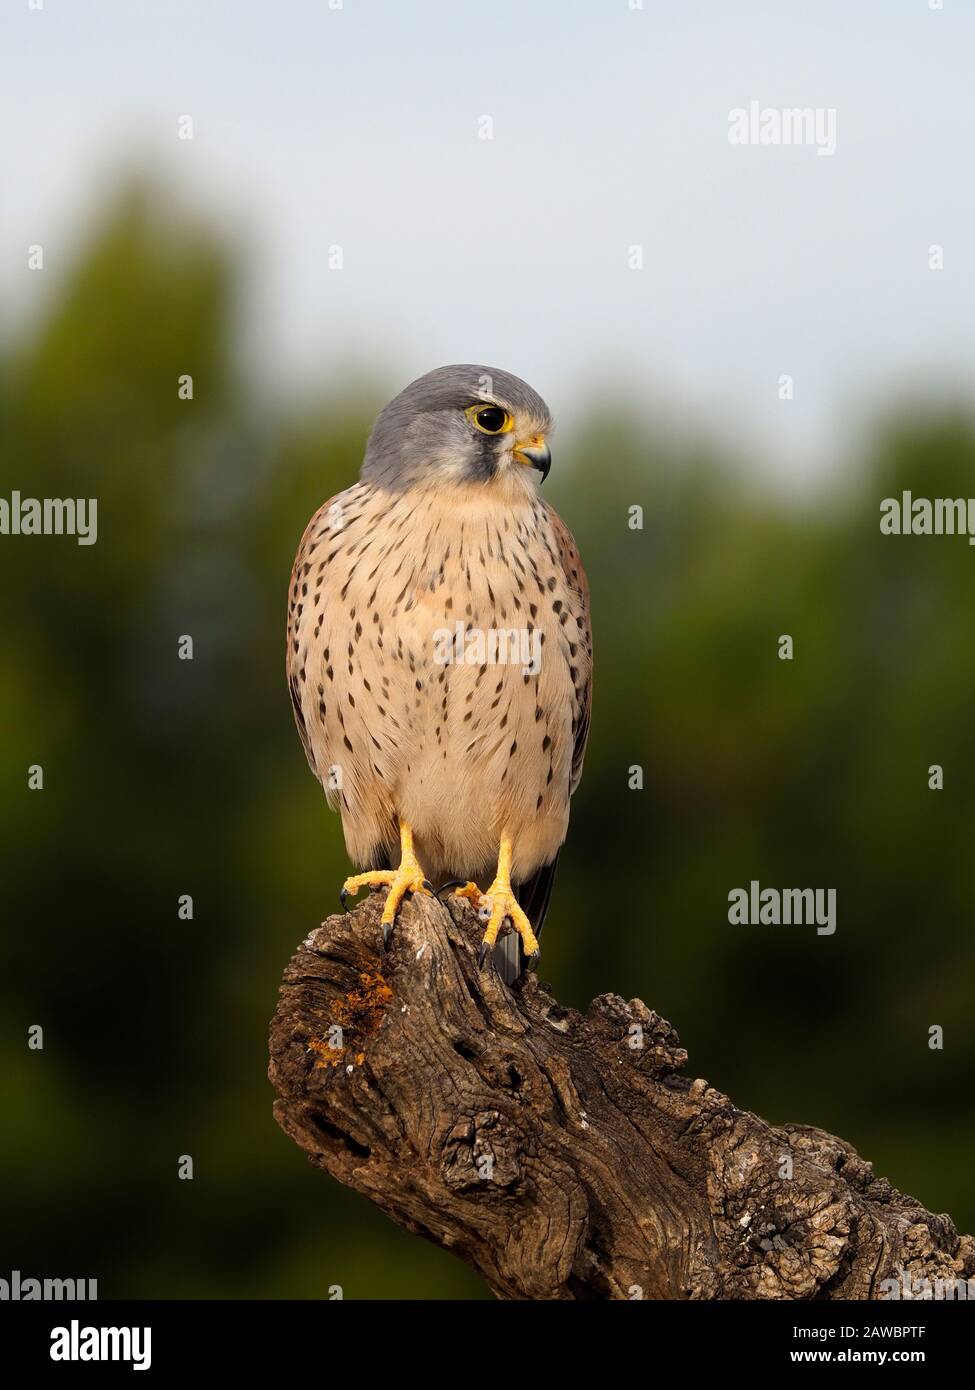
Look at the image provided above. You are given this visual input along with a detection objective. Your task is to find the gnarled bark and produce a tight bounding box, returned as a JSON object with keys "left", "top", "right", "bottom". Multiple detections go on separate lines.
{"left": 268, "top": 891, "right": 973, "bottom": 1300}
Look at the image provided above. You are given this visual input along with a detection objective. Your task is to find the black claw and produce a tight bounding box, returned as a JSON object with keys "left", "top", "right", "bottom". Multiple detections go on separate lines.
{"left": 478, "top": 942, "right": 493, "bottom": 972}
{"left": 339, "top": 887, "right": 350, "bottom": 912}
{"left": 382, "top": 921, "right": 394, "bottom": 950}
{"left": 421, "top": 880, "right": 435, "bottom": 895}
{"left": 526, "top": 949, "right": 541, "bottom": 972}
{"left": 436, "top": 878, "right": 467, "bottom": 901}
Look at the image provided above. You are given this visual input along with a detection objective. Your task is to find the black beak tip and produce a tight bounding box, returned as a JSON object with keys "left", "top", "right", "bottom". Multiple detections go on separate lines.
{"left": 519, "top": 444, "right": 551, "bottom": 482}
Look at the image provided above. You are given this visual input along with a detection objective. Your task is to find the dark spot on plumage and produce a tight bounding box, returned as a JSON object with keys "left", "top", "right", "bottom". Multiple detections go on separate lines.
{"left": 344, "top": 735, "right": 354, "bottom": 752}
{"left": 542, "top": 734, "right": 551, "bottom": 751}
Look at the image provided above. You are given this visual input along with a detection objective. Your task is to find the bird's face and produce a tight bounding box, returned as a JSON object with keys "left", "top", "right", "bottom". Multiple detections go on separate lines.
{"left": 361, "top": 365, "right": 553, "bottom": 495}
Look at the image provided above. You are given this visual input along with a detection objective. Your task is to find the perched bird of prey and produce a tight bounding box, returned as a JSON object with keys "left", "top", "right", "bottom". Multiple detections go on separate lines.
{"left": 287, "top": 365, "right": 591, "bottom": 982}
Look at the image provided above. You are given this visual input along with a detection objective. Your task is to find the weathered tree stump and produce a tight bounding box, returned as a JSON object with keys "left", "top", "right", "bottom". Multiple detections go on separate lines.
{"left": 268, "top": 891, "right": 973, "bottom": 1300}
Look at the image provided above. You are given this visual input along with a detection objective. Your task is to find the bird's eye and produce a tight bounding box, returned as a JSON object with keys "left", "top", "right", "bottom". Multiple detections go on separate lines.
{"left": 469, "top": 405, "right": 512, "bottom": 435}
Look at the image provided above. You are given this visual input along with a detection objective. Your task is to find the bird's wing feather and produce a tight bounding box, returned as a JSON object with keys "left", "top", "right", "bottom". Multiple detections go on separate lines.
{"left": 498, "top": 506, "right": 591, "bottom": 984}
{"left": 543, "top": 501, "right": 592, "bottom": 794}
{"left": 286, "top": 494, "right": 340, "bottom": 778}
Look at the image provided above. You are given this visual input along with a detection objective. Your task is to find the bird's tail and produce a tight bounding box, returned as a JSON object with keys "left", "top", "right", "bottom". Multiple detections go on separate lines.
{"left": 496, "top": 932, "right": 522, "bottom": 985}
{"left": 497, "top": 853, "right": 561, "bottom": 984}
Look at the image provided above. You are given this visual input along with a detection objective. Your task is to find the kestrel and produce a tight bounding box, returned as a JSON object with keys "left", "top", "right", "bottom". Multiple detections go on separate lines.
{"left": 287, "top": 366, "right": 591, "bottom": 982}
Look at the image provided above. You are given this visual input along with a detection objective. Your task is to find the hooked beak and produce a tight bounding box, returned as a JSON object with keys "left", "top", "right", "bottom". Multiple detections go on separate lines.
{"left": 513, "top": 440, "right": 551, "bottom": 482}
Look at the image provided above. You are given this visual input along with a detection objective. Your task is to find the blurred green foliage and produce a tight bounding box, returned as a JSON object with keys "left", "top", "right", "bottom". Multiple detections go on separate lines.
{"left": 1, "top": 184, "right": 972, "bottom": 1299}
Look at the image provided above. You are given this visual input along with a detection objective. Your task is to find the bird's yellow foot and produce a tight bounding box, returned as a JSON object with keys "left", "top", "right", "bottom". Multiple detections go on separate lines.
{"left": 340, "top": 822, "right": 433, "bottom": 948}
{"left": 445, "top": 836, "right": 540, "bottom": 974}
{"left": 474, "top": 883, "right": 539, "bottom": 973}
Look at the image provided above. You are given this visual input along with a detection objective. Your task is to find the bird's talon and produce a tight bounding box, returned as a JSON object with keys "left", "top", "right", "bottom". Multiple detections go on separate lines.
{"left": 435, "top": 879, "right": 463, "bottom": 901}
{"left": 477, "top": 942, "right": 493, "bottom": 972}
{"left": 474, "top": 859, "right": 540, "bottom": 977}
{"left": 341, "top": 826, "right": 430, "bottom": 951}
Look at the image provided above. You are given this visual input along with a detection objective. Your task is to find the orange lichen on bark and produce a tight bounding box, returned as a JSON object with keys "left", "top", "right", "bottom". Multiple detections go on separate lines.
{"left": 308, "top": 970, "right": 393, "bottom": 1069}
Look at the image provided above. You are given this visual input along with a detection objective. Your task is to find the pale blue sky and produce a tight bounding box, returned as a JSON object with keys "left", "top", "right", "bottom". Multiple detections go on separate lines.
{"left": 2, "top": 0, "right": 972, "bottom": 480}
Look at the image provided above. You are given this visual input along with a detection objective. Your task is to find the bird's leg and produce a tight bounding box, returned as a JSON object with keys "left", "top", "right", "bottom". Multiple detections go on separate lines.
{"left": 341, "top": 821, "right": 433, "bottom": 947}
{"left": 466, "top": 834, "right": 540, "bottom": 973}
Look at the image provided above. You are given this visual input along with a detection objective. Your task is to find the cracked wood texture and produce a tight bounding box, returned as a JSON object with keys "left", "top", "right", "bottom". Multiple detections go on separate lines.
{"left": 268, "top": 891, "right": 974, "bottom": 1300}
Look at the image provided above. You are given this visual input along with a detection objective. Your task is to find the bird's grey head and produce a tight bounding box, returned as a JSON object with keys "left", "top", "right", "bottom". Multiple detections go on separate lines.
{"left": 361, "top": 365, "right": 553, "bottom": 494}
